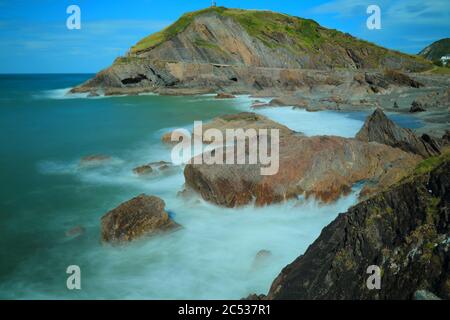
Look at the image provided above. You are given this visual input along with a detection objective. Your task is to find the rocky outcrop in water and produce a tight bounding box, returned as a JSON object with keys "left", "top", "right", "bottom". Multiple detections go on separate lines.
{"left": 101, "top": 194, "right": 181, "bottom": 243}
{"left": 70, "top": 7, "right": 432, "bottom": 96}
{"left": 184, "top": 132, "right": 420, "bottom": 207}
{"left": 265, "top": 152, "right": 450, "bottom": 300}
{"left": 356, "top": 108, "right": 441, "bottom": 158}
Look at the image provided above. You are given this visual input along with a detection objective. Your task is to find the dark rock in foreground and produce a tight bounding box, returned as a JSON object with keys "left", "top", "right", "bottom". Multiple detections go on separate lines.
{"left": 101, "top": 194, "right": 181, "bottom": 243}
{"left": 356, "top": 108, "right": 441, "bottom": 158}
{"left": 265, "top": 153, "right": 450, "bottom": 299}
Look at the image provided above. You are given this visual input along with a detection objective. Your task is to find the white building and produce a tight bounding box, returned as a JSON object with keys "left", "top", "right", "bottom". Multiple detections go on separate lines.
{"left": 440, "top": 55, "right": 450, "bottom": 66}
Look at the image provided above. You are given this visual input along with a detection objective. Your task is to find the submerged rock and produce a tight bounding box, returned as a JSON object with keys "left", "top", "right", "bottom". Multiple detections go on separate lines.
{"left": 215, "top": 93, "right": 236, "bottom": 99}
{"left": 101, "top": 194, "right": 181, "bottom": 243}
{"left": 79, "top": 154, "right": 111, "bottom": 167}
{"left": 133, "top": 164, "right": 153, "bottom": 176}
{"left": 251, "top": 250, "right": 273, "bottom": 270}
{"left": 265, "top": 153, "right": 450, "bottom": 299}
{"left": 65, "top": 226, "right": 85, "bottom": 238}
{"left": 356, "top": 108, "right": 441, "bottom": 158}
{"left": 133, "top": 161, "right": 175, "bottom": 176}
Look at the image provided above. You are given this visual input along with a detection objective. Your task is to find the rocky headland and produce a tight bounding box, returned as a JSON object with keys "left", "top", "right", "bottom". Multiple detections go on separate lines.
{"left": 70, "top": 7, "right": 435, "bottom": 97}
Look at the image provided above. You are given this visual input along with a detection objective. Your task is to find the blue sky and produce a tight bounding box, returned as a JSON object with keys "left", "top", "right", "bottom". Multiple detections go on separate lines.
{"left": 0, "top": 0, "right": 448, "bottom": 73}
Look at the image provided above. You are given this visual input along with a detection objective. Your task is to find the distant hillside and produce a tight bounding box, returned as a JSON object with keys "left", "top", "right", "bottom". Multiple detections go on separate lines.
{"left": 71, "top": 7, "right": 433, "bottom": 95}
{"left": 419, "top": 38, "right": 450, "bottom": 61}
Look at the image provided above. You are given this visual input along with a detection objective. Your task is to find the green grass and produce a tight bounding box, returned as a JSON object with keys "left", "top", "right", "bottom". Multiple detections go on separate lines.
{"left": 193, "top": 38, "right": 220, "bottom": 49}
{"left": 413, "top": 151, "right": 450, "bottom": 175}
{"left": 427, "top": 66, "right": 450, "bottom": 75}
{"left": 128, "top": 6, "right": 433, "bottom": 71}
{"left": 131, "top": 7, "right": 226, "bottom": 53}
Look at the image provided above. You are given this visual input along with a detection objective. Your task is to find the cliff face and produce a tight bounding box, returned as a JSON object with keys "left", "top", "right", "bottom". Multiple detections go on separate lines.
{"left": 419, "top": 38, "right": 450, "bottom": 61}
{"left": 266, "top": 153, "right": 450, "bottom": 300}
{"left": 71, "top": 7, "right": 432, "bottom": 95}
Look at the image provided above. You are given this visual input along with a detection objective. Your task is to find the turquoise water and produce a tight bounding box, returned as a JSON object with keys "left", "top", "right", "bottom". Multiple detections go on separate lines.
{"left": 0, "top": 74, "right": 422, "bottom": 299}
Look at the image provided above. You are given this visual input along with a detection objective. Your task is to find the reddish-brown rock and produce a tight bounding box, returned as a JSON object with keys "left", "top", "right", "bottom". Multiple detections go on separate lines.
{"left": 184, "top": 134, "right": 420, "bottom": 207}
{"left": 101, "top": 194, "right": 180, "bottom": 243}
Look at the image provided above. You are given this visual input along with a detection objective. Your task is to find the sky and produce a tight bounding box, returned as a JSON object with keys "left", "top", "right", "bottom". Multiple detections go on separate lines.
{"left": 0, "top": 0, "right": 448, "bottom": 73}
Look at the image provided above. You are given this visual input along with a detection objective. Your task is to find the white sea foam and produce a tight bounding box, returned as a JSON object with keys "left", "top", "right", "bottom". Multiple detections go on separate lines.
{"left": 254, "top": 107, "right": 364, "bottom": 137}
{"left": 34, "top": 88, "right": 89, "bottom": 100}
{"left": 19, "top": 95, "right": 367, "bottom": 299}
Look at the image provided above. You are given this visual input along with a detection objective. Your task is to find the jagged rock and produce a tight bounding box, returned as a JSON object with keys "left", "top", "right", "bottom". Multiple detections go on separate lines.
{"left": 410, "top": 101, "right": 426, "bottom": 113}
{"left": 215, "top": 93, "right": 236, "bottom": 99}
{"left": 356, "top": 108, "right": 441, "bottom": 158}
{"left": 101, "top": 194, "right": 181, "bottom": 243}
{"left": 184, "top": 133, "right": 420, "bottom": 207}
{"left": 266, "top": 153, "right": 450, "bottom": 299}
{"left": 393, "top": 101, "right": 399, "bottom": 108}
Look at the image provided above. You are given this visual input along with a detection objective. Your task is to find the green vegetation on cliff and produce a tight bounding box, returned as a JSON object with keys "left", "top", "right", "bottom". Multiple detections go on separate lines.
{"left": 129, "top": 6, "right": 431, "bottom": 71}
{"left": 419, "top": 38, "right": 450, "bottom": 61}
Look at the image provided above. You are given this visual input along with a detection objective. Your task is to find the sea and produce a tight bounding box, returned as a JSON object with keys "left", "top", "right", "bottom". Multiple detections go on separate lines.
{"left": 0, "top": 74, "right": 423, "bottom": 299}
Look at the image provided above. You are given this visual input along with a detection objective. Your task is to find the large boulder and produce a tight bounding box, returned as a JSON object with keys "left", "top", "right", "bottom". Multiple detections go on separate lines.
{"left": 184, "top": 134, "right": 420, "bottom": 207}
{"left": 101, "top": 194, "right": 180, "bottom": 243}
{"left": 265, "top": 153, "right": 450, "bottom": 299}
{"left": 161, "top": 112, "right": 296, "bottom": 145}
{"left": 356, "top": 108, "right": 441, "bottom": 158}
